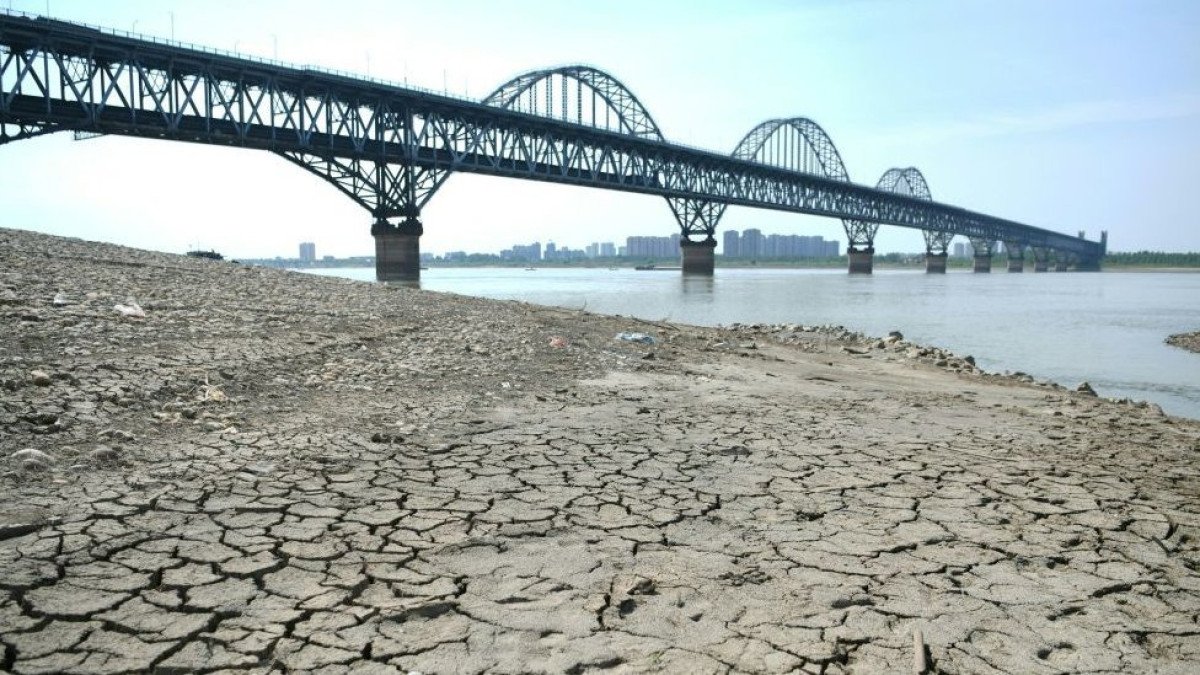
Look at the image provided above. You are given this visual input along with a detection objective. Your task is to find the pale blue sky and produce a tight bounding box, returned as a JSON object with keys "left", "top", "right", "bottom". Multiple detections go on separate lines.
{"left": 2, "top": 0, "right": 1197, "bottom": 257}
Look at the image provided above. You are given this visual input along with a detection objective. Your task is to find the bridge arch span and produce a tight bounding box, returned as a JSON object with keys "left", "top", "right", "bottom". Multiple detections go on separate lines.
{"left": 483, "top": 65, "right": 665, "bottom": 140}
{"left": 874, "top": 167, "right": 951, "bottom": 270}
{"left": 732, "top": 117, "right": 850, "bottom": 181}
{"left": 877, "top": 167, "right": 932, "bottom": 200}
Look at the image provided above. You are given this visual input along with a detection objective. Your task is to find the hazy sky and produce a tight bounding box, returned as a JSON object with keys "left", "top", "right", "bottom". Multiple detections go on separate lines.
{"left": 2, "top": 0, "right": 1197, "bottom": 258}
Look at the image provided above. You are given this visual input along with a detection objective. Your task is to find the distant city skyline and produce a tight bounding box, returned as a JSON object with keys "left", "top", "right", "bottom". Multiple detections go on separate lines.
{"left": 2, "top": 0, "right": 1197, "bottom": 257}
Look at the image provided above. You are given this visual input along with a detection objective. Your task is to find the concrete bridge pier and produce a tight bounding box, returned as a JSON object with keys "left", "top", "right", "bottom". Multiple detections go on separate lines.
{"left": 848, "top": 247, "right": 874, "bottom": 274}
{"left": 921, "top": 229, "right": 952, "bottom": 274}
{"left": 1032, "top": 247, "right": 1050, "bottom": 273}
{"left": 1005, "top": 241, "right": 1025, "bottom": 272}
{"left": 969, "top": 237, "right": 994, "bottom": 273}
{"left": 680, "top": 237, "right": 717, "bottom": 275}
{"left": 1055, "top": 255, "right": 1070, "bottom": 272}
{"left": 373, "top": 217, "right": 423, "bottom": 282}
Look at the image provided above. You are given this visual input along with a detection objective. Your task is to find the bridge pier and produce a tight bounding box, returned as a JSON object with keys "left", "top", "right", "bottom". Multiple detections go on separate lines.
{"left": 1032, "top": 247, "right": 1050, "bottom": 273}
{"left": 373, "top": 217, "right": 423, "bottom": 282}
{"left": 848, "top": 247, "right": 874, "bottom": 274}
{"left": 969, "top": 237, "right": 994, "bottom": 273}
{"left": 1005, "top": 241, "right": 1024, "bottom": 272}
{"left": 1054, "top": 255, "right": 1070, "bottom": 272}
{"left": 680, "top": 237, "right": 717, "bottom": 275}
{"left": 925, "top": 252, "right": 947, "bottom": 274}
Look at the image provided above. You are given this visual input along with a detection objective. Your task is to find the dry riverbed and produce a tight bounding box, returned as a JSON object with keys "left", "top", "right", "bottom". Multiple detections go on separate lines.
{"left": 1, "top": 226, "right": 1199, "bottom": 674}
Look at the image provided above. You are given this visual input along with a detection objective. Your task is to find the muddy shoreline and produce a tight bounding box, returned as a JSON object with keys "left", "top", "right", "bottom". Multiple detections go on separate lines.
{"left": 2, "top": 226, "right": 1199, "bottom": 674}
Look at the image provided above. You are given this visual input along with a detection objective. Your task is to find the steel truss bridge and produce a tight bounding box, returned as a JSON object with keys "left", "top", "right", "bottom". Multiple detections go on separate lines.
{"left": 0, "top": 11, "right": 1105, "bottom": 275}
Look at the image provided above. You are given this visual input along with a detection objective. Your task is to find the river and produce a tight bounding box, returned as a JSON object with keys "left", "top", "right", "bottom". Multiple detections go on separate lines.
{"left": 304, "top": 266, "right": 1200, "bottom": 420}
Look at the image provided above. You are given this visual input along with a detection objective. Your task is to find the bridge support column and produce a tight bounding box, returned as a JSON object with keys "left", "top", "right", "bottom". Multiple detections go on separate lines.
{"left": 1032, "top": 247, "right": 1050, "bottom": 273}
{"left": 848, "top": 247, "right": 874, "bottom": 274}
{"left": 373, "top": 217, "right": 423, "bottom": 282}
{"left": 1005, "top": 241, "right": 1024, "bottom": 272}
{"left": 680, "top": 237, "right": 717, "bottom": 275}
{"left": 969, "top": 237, "right": 994, "bottom": 273}
{"left": 1054, "top": 254, "right": 1070, "bottom": 272}
{"left": 922, "top": 230, "right": 952, "bottom": 275}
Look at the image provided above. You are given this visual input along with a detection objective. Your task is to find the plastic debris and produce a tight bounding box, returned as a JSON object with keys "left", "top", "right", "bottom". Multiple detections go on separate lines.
{"left": 52, "top": 292, "right": 70, "bottom": 306}
{"left": 615, "top": 331, "right": 656, "bottom": 345}
{"left": 548, "top": 336, "right": 568, "bottom": 348}
{"left": 113, "top": 300, "right": 146, "bottom": 318}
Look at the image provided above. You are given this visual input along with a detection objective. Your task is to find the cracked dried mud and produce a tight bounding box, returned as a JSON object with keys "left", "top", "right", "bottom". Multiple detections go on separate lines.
{"left": 2, "top": 227, "right": 1199, "bottom": 674}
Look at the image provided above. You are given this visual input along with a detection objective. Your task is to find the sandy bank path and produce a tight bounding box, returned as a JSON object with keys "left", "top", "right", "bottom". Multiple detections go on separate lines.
{"left": 2, "top": 227, "right": 1199, "bottom": 674}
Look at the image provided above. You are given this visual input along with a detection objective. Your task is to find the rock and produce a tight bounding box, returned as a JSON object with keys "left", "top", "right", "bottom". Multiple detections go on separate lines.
{"left": 29, "top": 369, "right": 52, "bottom": 386}
{"left": 1076, "top": 381, "right": 1098, "bottom": 396}
{"left": 12, "top": 448, "right": 54, "bottom": 464}
{"left": 11, "top": 448, "right": 54, "bottom": 471}
{"left": 99, "top": 428, "right": 136, "bottom": 443}
{"left": 888, "top": 330, "right": 904, "bottom": 341}
{"left": 90, "top": 445, "right": 120, "bottom": 462}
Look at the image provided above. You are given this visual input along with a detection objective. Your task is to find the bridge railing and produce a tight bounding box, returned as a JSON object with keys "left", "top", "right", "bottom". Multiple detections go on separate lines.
{"left": 0, "top": 9, "right": 481, "bottom": 104}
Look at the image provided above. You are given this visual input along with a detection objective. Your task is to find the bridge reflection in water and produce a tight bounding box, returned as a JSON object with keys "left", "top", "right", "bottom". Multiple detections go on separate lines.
{"left": 0, "top": 11, "right": 1106, "bottom": 281}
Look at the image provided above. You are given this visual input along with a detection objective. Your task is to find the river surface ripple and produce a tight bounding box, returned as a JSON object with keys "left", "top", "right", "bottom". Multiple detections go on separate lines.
{"left": 305, "top": 266, "right": 1200, "bottom": 420}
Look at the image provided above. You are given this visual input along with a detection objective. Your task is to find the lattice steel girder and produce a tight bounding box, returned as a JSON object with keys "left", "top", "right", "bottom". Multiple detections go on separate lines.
{"left": 0, "top": 120, "right": 56, "bottom": 144}
{"left": 969, "top": 237, "right": 995, "bottom": 257}
{"left": 842, "top": 219, "right": 879, "bottom": 249}
{"left": 666, "top": 198, "right": 723, "bottom": 240}
{"left": 278, "top": 152, "right": 448, "bottom": 219}
{"left": 0, "top": 13, "right": 1104, "bottom": 260}
{"left": 922, "top": 229, "right": 953, "bottom": 255}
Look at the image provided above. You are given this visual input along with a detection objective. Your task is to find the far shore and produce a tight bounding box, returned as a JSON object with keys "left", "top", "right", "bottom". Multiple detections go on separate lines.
{"left": 272, "top": 260, "right": 1200, "bottom": 272}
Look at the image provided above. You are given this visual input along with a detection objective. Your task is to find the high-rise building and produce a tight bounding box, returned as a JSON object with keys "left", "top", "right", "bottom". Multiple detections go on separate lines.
{"left": 952, "top": 242, "right": 968, "bottom": 258}
{"left": 625, "top": 234, "right": 681, "bottom": 259}
{"left": 298, "top": 242, "right": 316, "bottom": 262}
{"left": 501, "top": 242, "right": 541, "bottom": 261}
{"left": 599, "top": 242, "right": 616, "bottom": 257}
{"left": 544, "top": 241, "right": 557, "bottom": 260}
{"left": 741, "top": 229, "right": 764, "bottom": 258}
{"left": 723, "top": 230, "right": 740, "bottom": 258}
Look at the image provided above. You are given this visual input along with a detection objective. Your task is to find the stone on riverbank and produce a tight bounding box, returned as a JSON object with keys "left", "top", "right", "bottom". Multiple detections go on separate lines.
{"left": 1167, "top": 330, "right": 1200, "bottom": 354}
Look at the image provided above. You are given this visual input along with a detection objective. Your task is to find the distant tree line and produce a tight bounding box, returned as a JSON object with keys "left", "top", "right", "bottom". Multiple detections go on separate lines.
{"left": 1103, "top": 251, "right": 1200, "bottom": 267}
